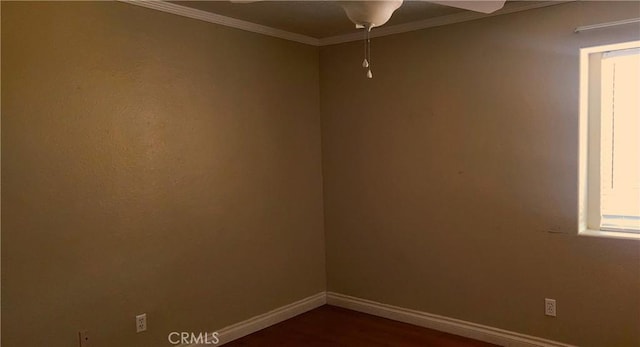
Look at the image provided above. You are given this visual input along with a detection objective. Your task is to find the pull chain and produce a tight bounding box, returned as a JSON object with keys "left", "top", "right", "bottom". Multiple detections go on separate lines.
{"left": 361, "top": 25, "right": 373, "bottom": 78}
{"left": 362, "top": 28, "right": 369, "bottom": 68}
{"left": 366, "top": 27, "right": 372, "bottom": 78}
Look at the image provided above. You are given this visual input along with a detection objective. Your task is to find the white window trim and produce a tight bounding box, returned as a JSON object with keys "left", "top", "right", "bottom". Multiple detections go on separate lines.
{"left": 578, "top": 40, "right": 640, "bottom": 241}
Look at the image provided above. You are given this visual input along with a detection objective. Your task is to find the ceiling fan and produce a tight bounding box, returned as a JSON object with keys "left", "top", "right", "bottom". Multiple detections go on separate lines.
{"left": 233, "top": 1, "right": 507, "bottom": 78}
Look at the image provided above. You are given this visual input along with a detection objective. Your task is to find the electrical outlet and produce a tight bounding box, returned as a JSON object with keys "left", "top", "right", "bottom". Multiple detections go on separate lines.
{"left": 78, "top": 330, "right": 89, "bottom": 347}
{"left": 545, "top": 298, "right": 556, "bottom": 317}
{"left": 136, "top": 313, "right": 147, "bottom": 333}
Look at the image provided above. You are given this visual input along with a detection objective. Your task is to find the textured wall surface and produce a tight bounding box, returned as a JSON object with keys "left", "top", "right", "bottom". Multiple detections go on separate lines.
{"left": 320, "top": 2, "right": 640, "bottom": 346}
{"left": 3, "top": 1, "right": 640, "bottom": 347}
{"left": 1, "top": 2, "right": 325, "bottom": 346}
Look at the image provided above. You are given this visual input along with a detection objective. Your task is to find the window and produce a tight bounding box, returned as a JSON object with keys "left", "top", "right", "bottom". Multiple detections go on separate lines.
{"left": 579, "top": 41, "right": 640, "bottom": 240}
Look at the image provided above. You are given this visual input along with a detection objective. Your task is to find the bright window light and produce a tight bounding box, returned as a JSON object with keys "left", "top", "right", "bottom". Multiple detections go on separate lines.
{"left": 579, "top": 41, "right": 640, "bottom": 240}
{"left": 600, "top": 48, "right": 640, "bottom": 232}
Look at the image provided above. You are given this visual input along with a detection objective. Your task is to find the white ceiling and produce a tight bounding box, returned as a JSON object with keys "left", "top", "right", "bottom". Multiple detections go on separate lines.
{"left": 170, "top": 1, "right": 470, "bottom": 38}
{"left": 136, "top": 1, "right": 562, "bottom": 45}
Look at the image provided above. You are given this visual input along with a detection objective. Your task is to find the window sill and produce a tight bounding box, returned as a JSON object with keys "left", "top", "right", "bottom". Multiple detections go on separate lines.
{"left": 579, "top": 228, "right": 640, "bottom": 241}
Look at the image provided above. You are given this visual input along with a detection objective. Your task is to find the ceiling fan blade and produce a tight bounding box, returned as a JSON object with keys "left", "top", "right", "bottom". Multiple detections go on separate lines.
{"left": 426, "top": 0, "right": 506, "bottom": 14}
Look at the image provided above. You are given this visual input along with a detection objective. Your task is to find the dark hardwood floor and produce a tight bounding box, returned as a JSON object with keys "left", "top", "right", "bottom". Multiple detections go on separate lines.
{"left": 225, "top": 305, "right": 498, "bottom": 346}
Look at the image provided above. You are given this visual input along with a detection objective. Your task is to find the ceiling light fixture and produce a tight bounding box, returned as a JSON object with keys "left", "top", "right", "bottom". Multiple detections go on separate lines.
{"left": 232, "top": 0, "right": 507, "bottom": 79}
{"left": 340, "top": 1, "right": 403, "bottom": 78}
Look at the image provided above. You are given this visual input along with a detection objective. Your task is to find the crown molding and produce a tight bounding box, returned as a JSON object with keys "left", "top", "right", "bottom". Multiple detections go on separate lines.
{"left": 319, "top": 1, "right": 572, "bottom": 46}
{"left": 119, "top": 0, "right": 321, "bottom": 46}
{"left": 120, "top": 1, "right": 571, "bottom": 47}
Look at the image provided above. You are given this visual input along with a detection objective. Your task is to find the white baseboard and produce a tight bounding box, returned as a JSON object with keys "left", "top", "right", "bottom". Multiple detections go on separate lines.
{"left": 181, "top": 291, "right": 575, "bottom": 347}
{"left": 181, "top": 292, "right": 326, "bottom": 346}
{"left": 326, "top": 292, "right": 576, "bottom": 347}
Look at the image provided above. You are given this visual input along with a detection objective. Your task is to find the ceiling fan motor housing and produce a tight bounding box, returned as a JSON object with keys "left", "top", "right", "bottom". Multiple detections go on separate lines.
{"left": 340, "top": 0, "right": 404, "bottom": 29}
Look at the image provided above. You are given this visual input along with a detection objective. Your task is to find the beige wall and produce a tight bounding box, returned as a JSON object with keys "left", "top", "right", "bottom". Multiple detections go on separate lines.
{"left": 1, "top": 2, "right": 325, "bottom": 346}
{"left": 320, "top": 2, "right": 640, "bottom": 346}
{"left": 3, "top": 1, "right": 640, "bottom": 347}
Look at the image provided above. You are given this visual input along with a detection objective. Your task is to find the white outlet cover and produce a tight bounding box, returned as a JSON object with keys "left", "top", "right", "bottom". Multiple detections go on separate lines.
{"left": 79, "top": 330, "right": 89, "bottom": 347}
{"left": 136, "top": 313, "right": 147, "bottom": 333}
{"left": 545, "top": 298, "right": 556, "bottom": 317}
